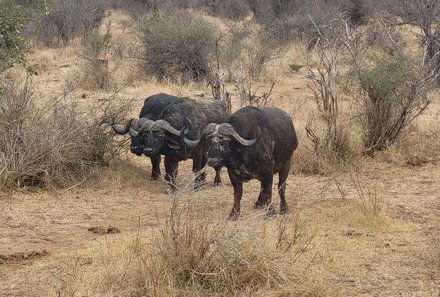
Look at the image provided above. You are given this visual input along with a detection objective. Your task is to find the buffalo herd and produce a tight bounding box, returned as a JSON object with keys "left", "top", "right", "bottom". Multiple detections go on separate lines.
{"left": 112, "top": 93, "right": 298, "bottom": 219}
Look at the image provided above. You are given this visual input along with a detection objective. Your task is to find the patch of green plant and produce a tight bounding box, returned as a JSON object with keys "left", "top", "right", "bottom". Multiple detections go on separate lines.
{"left": 0, "top": 0, "right": 29, "bottom": 72}
{"left": 289, "top": 63, "right": 303, "bottom": 72}
{"left": 140, "top": 11, "right": 216, "bottom": 81}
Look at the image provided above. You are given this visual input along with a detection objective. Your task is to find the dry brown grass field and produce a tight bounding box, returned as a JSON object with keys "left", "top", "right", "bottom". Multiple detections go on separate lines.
{"left": 1, "top": 9, "right": 439, "bottom": 297}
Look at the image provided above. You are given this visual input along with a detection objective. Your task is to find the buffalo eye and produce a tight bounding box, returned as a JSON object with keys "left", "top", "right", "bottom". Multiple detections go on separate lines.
{"left": 220, "top": 139, "right": 229, "bottom": 146}
{"left": 152, "top": 130, "right": 164, "bottom": 137}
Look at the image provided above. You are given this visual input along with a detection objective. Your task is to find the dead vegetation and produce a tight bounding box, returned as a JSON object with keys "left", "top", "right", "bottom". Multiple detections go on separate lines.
{"left": 53, "top": 181, "right": 335, "bottom": 297}
{"left": 0, "top": 74, "right": 132, "bottom": 189}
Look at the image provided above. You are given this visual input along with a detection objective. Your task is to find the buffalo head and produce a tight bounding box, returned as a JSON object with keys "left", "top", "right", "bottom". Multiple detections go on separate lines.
{"left": 181, "top": 118, "right": 261, "bottom": 167}
{"left": 112, "top": 118, "right": 181, "bottom": 156}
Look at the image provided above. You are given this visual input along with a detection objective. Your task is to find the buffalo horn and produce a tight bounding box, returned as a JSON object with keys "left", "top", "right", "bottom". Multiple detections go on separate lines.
{"left": 112, "top": 118, "right": 134, "bottom": 135}
{"left": 220, "top": 123, "right": 261, "bottom": 147}
{"left": 153, "top": 120, "right": 181, "bottom": 135}
{"left": 129, "top": 118, "right": 154, "bottom": 137}
{"left": 182, "top": 122, "right": 218, "bottom": 148}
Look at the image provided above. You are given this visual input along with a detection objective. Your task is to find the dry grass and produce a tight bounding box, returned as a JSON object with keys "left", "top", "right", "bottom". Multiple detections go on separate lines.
{"left": 48, "top": 180, "right": 337, "bottom": 297}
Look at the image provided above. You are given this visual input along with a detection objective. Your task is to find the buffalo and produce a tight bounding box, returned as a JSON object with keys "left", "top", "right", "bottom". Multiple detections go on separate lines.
{"left": 119, "top": 96, "right": 229, "bottom": 192}
{"left": 182, "top": 106, "right": 298, "bottom": 219}
{"left": 112, "top": 93, "right": 182, "bottom": 180}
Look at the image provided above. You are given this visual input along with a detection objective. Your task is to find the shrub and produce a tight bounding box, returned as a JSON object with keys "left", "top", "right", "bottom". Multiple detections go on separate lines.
{"left": 139, "top": 11, "right": 216, "bottom": 81}
{"left": 360, "top": 53, "right": 431, "bottom": 154}
{"left": 0, "top": 75, "right": 131, "bottom": 189}
{"left": 77, "top": 25, "right": 111, "bottom": 90}
{"left": 0, "top": 0, "right": 28, "bottom": 71}
{"left": 31, "top": 0, "right": 104, "bottom": 46}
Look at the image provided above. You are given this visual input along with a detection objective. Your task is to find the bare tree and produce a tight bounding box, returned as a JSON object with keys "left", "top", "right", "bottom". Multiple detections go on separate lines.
{"left": 305, "top": 14, "right": 350, "bottom": 161}
{"left": 387, "top": 0, "right": 440, "bottom": 62}
{"left": 233, "top": 66, "right": 275, "bottom": 107}
{"left": 307, "top": 13, "right": 440, "bottom": 154}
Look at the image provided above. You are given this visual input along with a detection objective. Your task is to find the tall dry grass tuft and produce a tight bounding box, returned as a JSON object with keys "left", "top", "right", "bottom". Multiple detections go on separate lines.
{"left": 0, "top": 74, "right": 131, "bottom": 189}
{"left": 53, "top": 176, "right": 338, "bottom": 297}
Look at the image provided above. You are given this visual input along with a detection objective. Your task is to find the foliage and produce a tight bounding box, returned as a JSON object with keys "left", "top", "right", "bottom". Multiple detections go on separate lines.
{"left": 0, "top": 0, "right": 28, "bottom": 71}
{"left": 139, "top": 11, "right": 216, "bottom": 81}
{"left": 360, "top": 53, "right": 432, "bottom": 153}
{"left": 31, "top": 0, "right": 104, "bottom": 46}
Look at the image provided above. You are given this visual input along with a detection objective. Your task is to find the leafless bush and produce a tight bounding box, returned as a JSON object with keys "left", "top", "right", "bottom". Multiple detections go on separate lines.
{"left": 246, "top": 22, "right": 288, "bottom": 79}
{"left": 77, "top": 25, "right": 112, "bottom": 90}
{"left": 231, "top": 66, "right": 273, "bottom": 107}
{"left": 305, "top": 15, "right": 353, "bottom": 163}
{"left": 207, "top": 33, "right": 233, "bottom": 113}
{"left": 0, "top": 75, "right": 131, "bottom": 189}
{"left": 30, "top": 0, "right": 104, "bottom": 46}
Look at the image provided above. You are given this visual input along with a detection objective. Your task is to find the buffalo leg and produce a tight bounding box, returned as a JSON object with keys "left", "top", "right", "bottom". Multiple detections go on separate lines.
{"left": 278, "top": 160, "right": 291, "bottom": 214}
{"left": 164, "top": 155, "right": 178, "bottom": 193}
{"left": 214, "top": 166, "right": 222, "bottom": 186}
{"left": 228, "top": 169, "right": 243, "bottom": 220}
{"left": 255, "top": 173, "right": 275, "bottom": 216}
{"left": 150, "top": 154, "right": 161, "bottom": 180}
{"left": 192, "top": 152, "right": 206, "bottom": 190}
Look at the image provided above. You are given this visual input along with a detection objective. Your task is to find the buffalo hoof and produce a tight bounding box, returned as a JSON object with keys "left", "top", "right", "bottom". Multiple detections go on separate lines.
{"left": 194, "top": 181, "right": 207, "bottom": 191}
{"left": 151, "top": 175, "right": 161, "bottom": 181}
{"left": 214, "top": 177, "right": 222, "bottom": 186}
{"left": 264, "top": 205, "right": 276, "bottom": 219}
{"left": 254, "top": 200, "right": 266, "bottom": 209}
{"left": 228, "top": 209, "right": 240, "bottom": 221}
{"left": 280, "top": 203, "right": 288, "bottom": 214}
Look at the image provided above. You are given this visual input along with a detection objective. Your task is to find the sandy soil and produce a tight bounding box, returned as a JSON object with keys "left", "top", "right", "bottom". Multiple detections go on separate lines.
{"left": 1, "top": 157, "right": 439, "bottom": 296}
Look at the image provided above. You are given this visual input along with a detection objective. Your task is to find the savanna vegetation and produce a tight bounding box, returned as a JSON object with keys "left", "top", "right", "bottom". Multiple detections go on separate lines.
{"left": 0, "top": 0, "right": 439, "bottom": 296}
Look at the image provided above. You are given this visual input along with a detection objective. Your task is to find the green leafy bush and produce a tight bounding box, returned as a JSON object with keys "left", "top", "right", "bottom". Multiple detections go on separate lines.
{"left": 0, "top": 1, "right": 28, "bottom": 71}
{"left": 360, "top": 54, "right": 430, "bottom": 153}
{"left": 140, "top": 11, "right": 216, "bottom": 81}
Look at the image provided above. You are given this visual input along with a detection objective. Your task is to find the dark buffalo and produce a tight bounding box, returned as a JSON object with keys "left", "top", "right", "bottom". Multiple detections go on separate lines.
{"left": 112, "top": 93, "right": 182, "bottom": 180}
{"left": 128, "top": 97, "right": 229, "bottom": 192}
{"left": 182, "top": 106, "right": 298, "bottom": 219}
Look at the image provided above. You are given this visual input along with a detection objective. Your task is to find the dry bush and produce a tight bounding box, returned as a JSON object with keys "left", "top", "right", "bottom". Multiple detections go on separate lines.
{"left": 0, "top": 75, "right": 131, "bottom": 189}
{"left": 302, "top": 15, "right": 355, "bottom": 170}
{"left": 246, "top": 22, "right": 289, "bottom": 79}
{"left": 52, "top": 179, "right": 337, "bottom": 297}
{"left": 234, "top": 71, "right": 275, "bottom": 107}
{"left": 77, "top": 24, "right": 112, "bottom": 90}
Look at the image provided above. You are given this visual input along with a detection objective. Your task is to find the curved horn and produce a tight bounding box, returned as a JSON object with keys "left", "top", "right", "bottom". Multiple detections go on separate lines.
{"left": 181, "top": 121, "right": 218, "bottom": 148}
{"left": 112, "top": 118, "right": 134, "bottom": 135}
{"left": 153, "top": 119, "right": 180, "bottom": 135}
{"left": 128, "top": 118, "right": 155, "bottom": 137}
{"left": 220, "top": 123, "right": 261, "bottom": 147}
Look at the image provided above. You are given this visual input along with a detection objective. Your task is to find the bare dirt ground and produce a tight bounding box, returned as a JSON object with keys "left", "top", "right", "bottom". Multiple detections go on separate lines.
{"left": 1, "top": 157, "right": 439, "bottom": 296}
